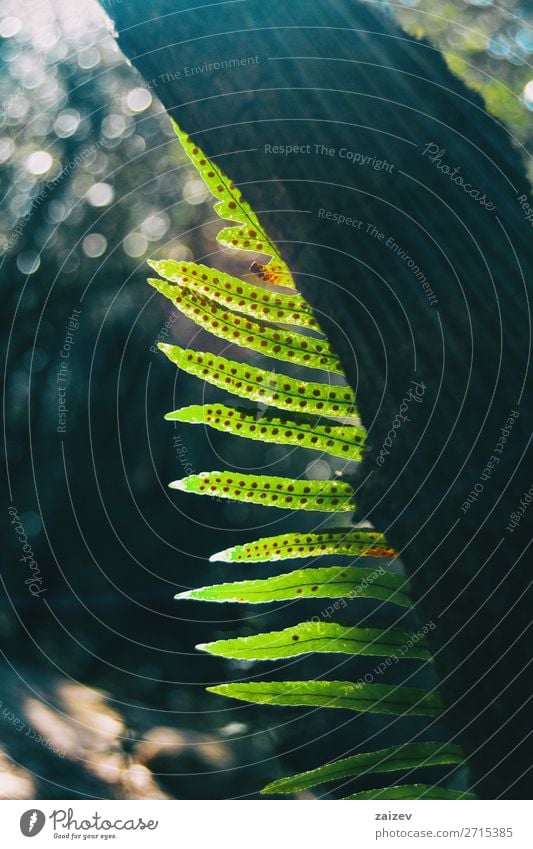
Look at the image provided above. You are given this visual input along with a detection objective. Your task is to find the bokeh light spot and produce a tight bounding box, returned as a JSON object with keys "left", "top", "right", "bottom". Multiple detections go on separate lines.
{"left": 82, "top": 233, "right": 107, "bottom": 258}
{"left": 523, "top": 80, "right": 533, "bottom": 110}
{"left": 0, "top": 16, "right": 21, "bottom": 38}
{"left": 86, "top": 182, "right": 114, "bottom": 207}
{"left": 26, "top": 150, "right": 53, "bottom": 175}
{"left": 123, "top": 232, "right": 148, "bottom": 257}
{"left": 54, "top": 109, "right": 81, "bottom": 138}
{"left": 126, "top": 87, "right": 152, "bottom": 113}
{"left": 16, "top": 251, "right": 41, "bottom": 275}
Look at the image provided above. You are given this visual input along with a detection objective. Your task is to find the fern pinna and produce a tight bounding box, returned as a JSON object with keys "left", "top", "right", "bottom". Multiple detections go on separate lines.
{"left": 149, "top": 120, "right": 472, "bottom": 800}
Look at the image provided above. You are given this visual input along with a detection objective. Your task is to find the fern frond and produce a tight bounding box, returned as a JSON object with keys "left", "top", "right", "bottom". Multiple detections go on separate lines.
{"left": 165, "top": 404, "right": 365, "bottom": 460}
{"left": 175, "top": 566, "right": 412, "bottom": 607}
{"left": 208, "top": 681, "right": 443, "bottom": 717}
{"left": 209, "top": 529, "right": 395, "bottom": 563}
{"left": 159, "top": 344, "right": 358, "bottom": 417}
{"left": 151, "top": 116, "right": 464, "bottom": 802}
{"left": 149, "top": 260, "right": 317, "bottom": 329}
{"left": 172, "top": 120, "right": 295, "bottom": 289}
{"left": 149, "top": 278, "right": 342, "bottom": 373}
{"left": 170, "top": 471, "right": 354, "bottom": 512}
{"left": 197, "top": 622, "right": 429, "bottom": 661}
{"left": 260, "top": 742, "right": 463, "bottom": 795}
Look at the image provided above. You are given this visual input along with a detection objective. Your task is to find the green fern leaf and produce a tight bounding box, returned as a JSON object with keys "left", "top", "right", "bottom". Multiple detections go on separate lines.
{"left": 208, "top": 681, "right": 443, "bottom": 716}
{"left": 209, "top": 528, "right": 396, "bottom": 563}
{"left": 172, "top": 120, "right": 295, "bottom": 289}
{"left": 165, "top": 404, "right": 365, "bottom": 461}
{"left": 158, "top": 344, "right": 357, "bottom": 417}
{"left": 344, "top": 784, "right": 476, "bottom": 800}
{"left": 148, "top": 260, "right": 317, "bottom": 329}
{"left": 170, "top": 471, "right": 354, "bottom": 512}
{"left": 175, "top": 566, "right": 412, "bottom": 607}
{"left": 151, "top": 117, "right": 458, "bottom": 804}
{"left": 149, "top": 278, "right": 342, "bottom": 373}
{"left": 260, "top": 742, "right": 463, "bottom": 795}
{"left": 197, "top": 622, "right": 429, "bottom": 661}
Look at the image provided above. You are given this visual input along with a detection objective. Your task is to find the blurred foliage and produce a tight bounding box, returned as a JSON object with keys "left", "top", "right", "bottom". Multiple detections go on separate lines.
{"left": 393, "top": 0, "right": 533, "bottom": 159}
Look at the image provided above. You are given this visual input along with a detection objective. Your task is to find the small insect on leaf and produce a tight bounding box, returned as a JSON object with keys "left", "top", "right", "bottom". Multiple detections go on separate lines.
{"left": 148, "top": 259, "right": 318, "bottom": 329}
{"left": 250, "top": 259, "right": 296, "bottom": 289}
{"left": 172, "top": 120, "right": 296, "bottom": 290}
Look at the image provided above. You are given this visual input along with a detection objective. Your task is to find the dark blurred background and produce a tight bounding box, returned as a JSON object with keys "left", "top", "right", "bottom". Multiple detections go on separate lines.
{"left": 0, "top": 0, "right": 531, "bottom": 799}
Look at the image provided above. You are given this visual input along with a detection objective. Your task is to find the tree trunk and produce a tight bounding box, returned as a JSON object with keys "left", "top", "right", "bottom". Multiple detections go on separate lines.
{"left": 100, "top": 0, "right": 533, "bottom": 798}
